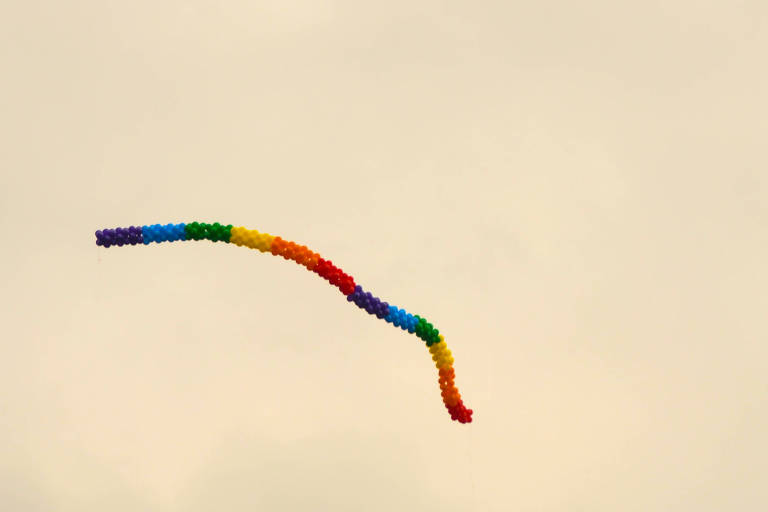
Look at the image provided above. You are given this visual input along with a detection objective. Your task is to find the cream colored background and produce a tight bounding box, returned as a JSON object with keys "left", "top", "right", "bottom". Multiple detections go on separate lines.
{"left": 1, "top": 2, "right": 767, "bottom": 511}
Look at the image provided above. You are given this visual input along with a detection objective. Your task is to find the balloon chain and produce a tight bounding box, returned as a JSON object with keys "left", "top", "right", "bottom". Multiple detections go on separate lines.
{"left": 95, "top": 222, "right": 473, "bottom": 423}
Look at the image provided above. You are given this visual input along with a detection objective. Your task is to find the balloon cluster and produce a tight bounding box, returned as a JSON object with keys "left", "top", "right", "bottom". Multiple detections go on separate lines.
{"left": 95, "top": 221, "right": 472, "bottom": 423}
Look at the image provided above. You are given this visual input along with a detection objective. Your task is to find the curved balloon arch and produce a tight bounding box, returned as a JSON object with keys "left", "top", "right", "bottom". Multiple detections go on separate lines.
{"left": 95, "top": 221, "right": 473, "bottom": 424}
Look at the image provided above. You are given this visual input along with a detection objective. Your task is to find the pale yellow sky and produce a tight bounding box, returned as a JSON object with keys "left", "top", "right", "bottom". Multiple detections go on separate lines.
{"left": 1, "top": 1, "right": 767, "bottom": 511}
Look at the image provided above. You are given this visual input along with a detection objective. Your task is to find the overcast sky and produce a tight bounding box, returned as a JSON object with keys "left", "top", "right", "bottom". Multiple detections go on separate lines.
{"left": 1, "top": 1, "right": 767, "bottom": 510}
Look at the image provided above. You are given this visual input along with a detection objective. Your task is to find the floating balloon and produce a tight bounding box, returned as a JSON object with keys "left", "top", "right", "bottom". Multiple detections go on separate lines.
{"left": 95, "top": 222, "right": 473, "bottom": 423}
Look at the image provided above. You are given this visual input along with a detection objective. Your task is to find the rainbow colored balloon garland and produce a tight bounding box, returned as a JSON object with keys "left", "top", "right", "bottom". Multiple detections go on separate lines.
{"left": 95, "top": 222, "right": 473, "bottom": 424}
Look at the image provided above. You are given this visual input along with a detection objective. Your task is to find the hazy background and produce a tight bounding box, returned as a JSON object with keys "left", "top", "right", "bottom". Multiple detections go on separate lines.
{"left": 1, "top": 1, "right": 766, "bottom": 510}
